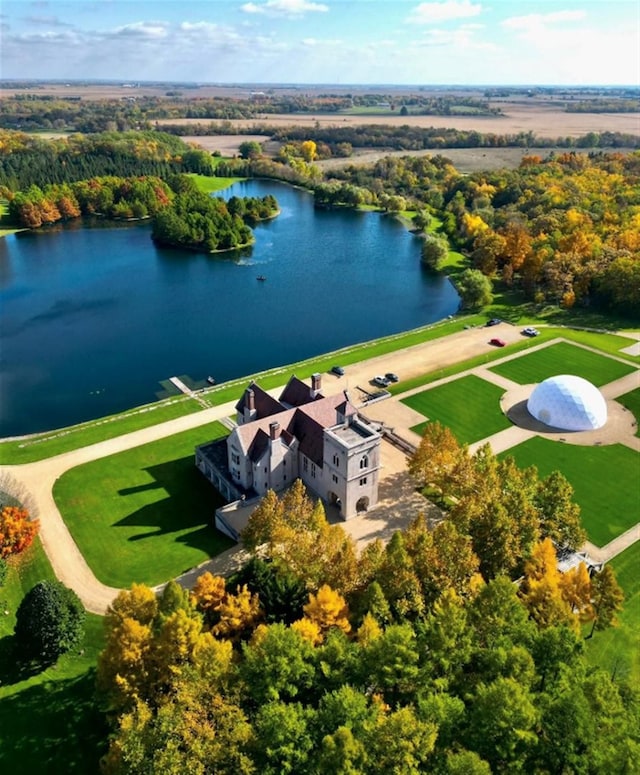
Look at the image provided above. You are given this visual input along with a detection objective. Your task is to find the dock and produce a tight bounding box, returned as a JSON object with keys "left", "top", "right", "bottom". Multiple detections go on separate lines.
{"left": 168, "top": 376, "right": 210, "bottom": 409}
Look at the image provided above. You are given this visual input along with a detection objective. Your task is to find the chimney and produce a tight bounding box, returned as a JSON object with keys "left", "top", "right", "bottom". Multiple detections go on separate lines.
{"left": 246, "top": 388, "right": 255, "bottom": 411}
{"left": 269, "top": 421, "right": 280, "bottom": 440}
{"left": 311, "top": 372, "right": 322, "bottom": 398}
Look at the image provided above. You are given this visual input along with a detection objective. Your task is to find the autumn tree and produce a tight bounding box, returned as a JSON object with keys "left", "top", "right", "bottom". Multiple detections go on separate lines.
{"left": 14, "top": 580, "right": 85, "bottom": 665}
{"left": 408, "top": 420, "right": 467, "bottom": 498}
{"left": 0, "top": 505, "right": 39, "bottom": 559}
{"left": 302, "top": 584, "right": 351, "bottom": 638}
{"left": 588, "top": 564, "right": 624, "bottom": 637}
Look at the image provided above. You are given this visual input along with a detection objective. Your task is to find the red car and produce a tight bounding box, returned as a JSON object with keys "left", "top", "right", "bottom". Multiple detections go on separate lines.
{"left": 490, "top": 338, "right": 506, "bottom": 347}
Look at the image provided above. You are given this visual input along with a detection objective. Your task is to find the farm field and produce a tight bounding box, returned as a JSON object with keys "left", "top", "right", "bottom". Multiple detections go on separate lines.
{"left": 489, "top": 342, "right": 636, "bottom": 387}
{"left": 402, "top": 374, "right": 510, "bottom": 444}
{"left": 52, "top": 422, "right": 233, "bottom": 588}
{"left": 501, "top": 437, "right": 639, "bottom": 546}
{"left": 152, "top": 103, "right": 640, "bottom": 138}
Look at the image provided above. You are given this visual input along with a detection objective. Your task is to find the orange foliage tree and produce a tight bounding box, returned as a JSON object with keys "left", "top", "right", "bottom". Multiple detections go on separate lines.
{"left": 0, "top": 505, "right": 39, "bottom": 559}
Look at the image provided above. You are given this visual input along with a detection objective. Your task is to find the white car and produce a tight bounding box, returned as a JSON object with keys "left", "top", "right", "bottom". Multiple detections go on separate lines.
{"left": 372, "top": 375, "right": 389, "bottom": 388}
{"left": 522, "top": 327, "right": 540, "bottom": 337}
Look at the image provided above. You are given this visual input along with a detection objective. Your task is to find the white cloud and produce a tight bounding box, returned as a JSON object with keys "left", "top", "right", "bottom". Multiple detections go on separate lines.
{"left": 502, "top": 9, "right": 586, "bottom": 31}
{"left": 113, "top": 21, "right": 169, "bottom": 39}
{"left": 241, "top": 0, "right": 328, "bottom": 16}
{"left": 408, "top": 1, "right": 482, "bottom": 25}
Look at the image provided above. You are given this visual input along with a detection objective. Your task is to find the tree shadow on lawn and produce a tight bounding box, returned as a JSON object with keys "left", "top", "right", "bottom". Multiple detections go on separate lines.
{"left": 0, "top": 668, "right": 107, "bottom": 773}
{"left": 0, "top": 634, "right": 57, "bottom": 685}
{"left": 114, "top": 455, "right": 232, "bottom": 553}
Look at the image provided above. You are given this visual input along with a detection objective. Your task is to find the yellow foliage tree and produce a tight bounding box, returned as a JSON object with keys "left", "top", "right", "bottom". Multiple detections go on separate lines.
{"left": 213, "top": 584, "right": 263, "bottom": 642}
{"left": 559, "top": 562, "right": 593, "bottom": 622}
{"left": 520, "top": 538, "right": 580, "bottom": 631}
{"left": 291, "top": 617, "right": 323, "bottom": 645}
{"left": 356, "top": 612, "right": 382, "bottom": 645}
{"left": 97, "top": 616, "right": 154, "bottom": 710}
{"left": 190, "top": 571, "right": 226, "bottom": 615}
{"left": 106, "top": 583, "right": 158, "bottom": 627}
{"left": 301, "top": 139, "right": 317, "bottom": 162}
{"left": 303, "top": 584, "right": 351, "bottom": 636}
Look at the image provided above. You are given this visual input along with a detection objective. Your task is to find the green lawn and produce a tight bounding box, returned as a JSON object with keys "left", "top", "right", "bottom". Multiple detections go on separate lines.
{"left": 618, "top": 387, "right": 640, "bottom": 436}
{"left": 489, "top": 341, "right": 636, "bottom": 386}
{"left": 53, "top": 422, "right": 233, "bottom": 588}
{"left": 501, "top": 437, "right": 640, "bottom": 546}
{"left": 0, "top": 540, "right": 107, "bottom": 773}
{"left": 402, "top": 374, "right": 510, "bottom": 444}
{"left": 0, "top": 396, "right": 203, "bottom": 466}
{"left": 189, "top": 173, "right": 243, "bottom": 193}
{"left": 585, "top": 541, "right": 640, "bottom": 688}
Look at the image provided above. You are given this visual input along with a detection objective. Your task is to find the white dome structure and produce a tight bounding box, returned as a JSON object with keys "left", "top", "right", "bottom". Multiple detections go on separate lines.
{"left": 527, "top": 375, "right": 607, "bottom": 431}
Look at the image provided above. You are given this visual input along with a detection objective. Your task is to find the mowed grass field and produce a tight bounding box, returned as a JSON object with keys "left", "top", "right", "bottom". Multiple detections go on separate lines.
{"left": 0, "top": 540, "right": 107, "bottom": 772}
{"left": 585, "top": 541, "right": 640, "bottom": 688}
{"left": 618, "top": 387, "right": 640, "bottom": 436}
{"left": 402, "top": 374, "right": 510, "bottom": 444}
{"left": 53, "top": 421, "right": 233, "bottom": 588}
{"left": 489, "top": 342, "right": 636, "bottom": 387}
{"left": 502, "top": 437, "right": 639, "bottom": 546}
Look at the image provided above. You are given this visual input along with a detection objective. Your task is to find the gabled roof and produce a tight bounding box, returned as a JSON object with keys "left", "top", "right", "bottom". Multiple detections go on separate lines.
{"left": 279, "top": 375, "right": 322, "bottom": 407}
{"left": 235, "top": 380, "right": 284, "bottom": 419}
{"left": 230, "top": 383, "right": 357, "bottom": 467}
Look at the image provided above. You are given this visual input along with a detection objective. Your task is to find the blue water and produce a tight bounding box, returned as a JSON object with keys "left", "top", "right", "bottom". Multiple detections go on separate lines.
{"left": 0, "top": 180, "right": 459, "bottom": 436}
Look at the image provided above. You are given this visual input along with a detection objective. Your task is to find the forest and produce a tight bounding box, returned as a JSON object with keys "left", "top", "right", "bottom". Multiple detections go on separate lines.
{"left": 0, "top": 129, "right": 214, "bottom": 189}
{"left": 95, "top": 440, "right": 637, "bottom": 775}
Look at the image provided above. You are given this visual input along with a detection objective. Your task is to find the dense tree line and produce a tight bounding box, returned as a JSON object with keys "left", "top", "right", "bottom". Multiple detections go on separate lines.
{"left": 0, "top": 130, "right": 213, "bottom": 190}
{"left": 151, "top": 179, "right": 277, "bottom": 253}
{"left": 9, "top": 175, "right": 173, "bottom": 228}
{"left": 96, "top": 469, "right": 635, "bottom": 774}
{"left": 439, "top": 151, "right": 640, "bottom": 313}
{"left": 0, "top": 92, "right": 501, "bottom": 133}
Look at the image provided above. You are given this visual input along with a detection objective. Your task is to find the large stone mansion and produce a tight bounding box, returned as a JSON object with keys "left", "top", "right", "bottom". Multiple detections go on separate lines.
{"left": 196, "top": 373, "right": 381, "bottom": 537}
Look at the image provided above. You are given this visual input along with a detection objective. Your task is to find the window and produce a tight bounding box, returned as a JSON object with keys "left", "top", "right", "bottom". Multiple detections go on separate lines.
{"left": 360, "top": 455, "right": 369, "bottom": 470}
{"left": 231, "top": 453, "right": 240, "bottom": 465}
{"left": 333, "top": 454, "right": 339, "bottom": 467}
{"left": 311, "top": 463, "right": 316, "bottom": 479}
{"left": 359, "top": 477, "right": 368, "bottom": 486}
{"left": 332, "top": 474, "right": 338, "bottom": 484}
{"left": 303, "top": 457, "right": 308, "bottom": 472}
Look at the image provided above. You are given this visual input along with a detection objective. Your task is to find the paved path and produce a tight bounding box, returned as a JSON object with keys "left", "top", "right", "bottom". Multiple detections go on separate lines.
{"left": 2, "top": 327, "right": 638, "bottom": 614}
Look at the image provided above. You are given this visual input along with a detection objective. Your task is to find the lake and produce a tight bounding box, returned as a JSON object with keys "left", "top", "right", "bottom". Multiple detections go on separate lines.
{"left": 0, "top": 180, "right": 459, "bottom": 436}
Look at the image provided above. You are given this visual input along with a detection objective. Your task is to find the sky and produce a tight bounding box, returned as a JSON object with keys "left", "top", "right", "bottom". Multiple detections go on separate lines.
{"left": 1, "top": 0, "right": 639, "bottom": 86}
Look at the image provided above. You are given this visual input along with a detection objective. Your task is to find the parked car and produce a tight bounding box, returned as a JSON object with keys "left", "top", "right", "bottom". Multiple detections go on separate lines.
{"left": 385, "top": 372, "right": 399, "bottom": 383}
{"left": 522, "top": 327, "right": 540, "bottom": 337}
{"left": 486, "top": 318, "right": 502, "bottom": 327}
{"left": 372, "top": 375, "right": 390, "bottom": 388}
{"left": 330, "top": 365, "right": 345, "bottom": 376}
{"left": 489, "top": 338, "right": 506, "bottom": 347}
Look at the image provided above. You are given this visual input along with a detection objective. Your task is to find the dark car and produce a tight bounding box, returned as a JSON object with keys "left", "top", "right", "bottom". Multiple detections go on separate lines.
{"left": 486, "top": 318, "right": 501, "bottom": 327}
{"left": 489, "top": 337, "right": 506, "bottom": 347}
{"left": 385, "top": 372, "right": 399, "bottom": 383}
{"left": 330, "top": 365, "right": 345, "bottom": 377}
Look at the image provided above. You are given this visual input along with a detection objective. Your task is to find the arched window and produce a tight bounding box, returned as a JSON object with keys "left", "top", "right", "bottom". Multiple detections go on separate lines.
{"left": 360, "top": 455, "right": 368, "bottom": 470}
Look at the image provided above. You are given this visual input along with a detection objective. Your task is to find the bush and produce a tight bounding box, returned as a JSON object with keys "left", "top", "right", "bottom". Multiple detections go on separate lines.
{"left": 14, "top": 580, "right": 85, "bottom": 664}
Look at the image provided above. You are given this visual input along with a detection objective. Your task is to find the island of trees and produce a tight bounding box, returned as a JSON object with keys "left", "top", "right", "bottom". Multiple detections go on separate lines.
{"left": 152, "top": 180, "right": 278, "bottom": 253}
